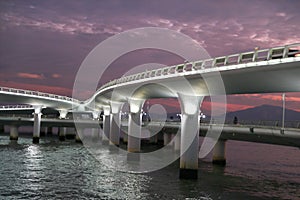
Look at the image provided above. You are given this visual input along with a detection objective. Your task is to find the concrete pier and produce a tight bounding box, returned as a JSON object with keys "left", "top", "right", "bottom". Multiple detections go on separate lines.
{"left": 163, "top": 133, "right": 172, "bottom": 146}
{"left": 59, "top": 127, "right": 66, "bottom": 141}
{"left": 178, "top": 94, "right": 203, "bottom": 179}
{"left": 33, "top": 106, "right": 42, "bottom": 144}
{"left": 57, "top": 110, "right": 68, "bottom": 141}
{"left": 110, "top": 114, "right": 120, "bottom": 146}
{"left": 10, "top": 125, "right": 18, "bottom": 140}
{"left": 128, "top": 99, "right": 144, "bottom": 153}
{"left": 109, "top": 102, "right": 122, "bottom": 147}
{"left": 122, "top": 130, "right": 128, "bottom": 144}
{"left": 174, "top": 133, "right": 181, "bottom": 152}
{"left": 92, "top": 128, "right": 99, "bottom": 140}
{"left": 212, "top": 140, "right": 227, "bottom": 166}
{"left": 103, "top": 114, "right": 110, "bottom": 145}
{"left": 75, "top": 127, "right": 83, "bottom": 143}
{"left": 102, "top": 106, "right": 110, "bottom": 145}
{"left": 128, "top": 112, "right": 142, "bottom": 152}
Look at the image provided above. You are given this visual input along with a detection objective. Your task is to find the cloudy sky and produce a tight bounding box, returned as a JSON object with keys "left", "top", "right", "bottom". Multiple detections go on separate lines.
{"left": 0, "top": 0, "right": 300, "bottom": 112}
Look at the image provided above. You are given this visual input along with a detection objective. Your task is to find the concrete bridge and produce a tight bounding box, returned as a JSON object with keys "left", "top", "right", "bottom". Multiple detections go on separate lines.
{"left": 1, "top": 43, "right": 300, "bottom": 179}
{"left": 1, "top": 117, "right": 299, "bottom": 147}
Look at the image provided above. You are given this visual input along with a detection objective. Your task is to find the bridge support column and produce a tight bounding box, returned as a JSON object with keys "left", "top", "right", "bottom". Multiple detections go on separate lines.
{"left": 75, "top": 127, "right": 83, "bottom": 143}
{"left": 128, "top": 99, "right": 145, "bottom": 153}
{"left": 91, "top": 128, "right": 100, "bottom": 140}
{"left": 163, "top": 133, "right": 172, "bottom": 146}
{"left": 174, "top": 133, "right": 181, "bottom": 152}
{"left": 59, "top": 127, "right": 66, "bottom": 141}
{"left": 58, "top": 110, "right": 68, "bottom": 141}
{"left": 122, "top": 131, "right": 128, "bottom": 144}
{"left": 102, "top": 106, "right": 110, "bottom": 145}
{"left": 33, "top": 106, "right": 42, "bottom": 144}
{"left": 178, "top": 93, "right": 203, "bottom": 179}
{"left": 10, "top": 125, "right": 18, "bottom": 140}
{"left": 212, "top": 140, "right": 227, "bottom": 166}
{"left": 110, "top": 102, "right": 123, "bottom": 147}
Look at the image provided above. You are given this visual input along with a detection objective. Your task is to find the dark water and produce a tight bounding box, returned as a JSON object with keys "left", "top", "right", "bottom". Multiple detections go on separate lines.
{"left": 0, "top": 134, "right": 299, "bottom": 200}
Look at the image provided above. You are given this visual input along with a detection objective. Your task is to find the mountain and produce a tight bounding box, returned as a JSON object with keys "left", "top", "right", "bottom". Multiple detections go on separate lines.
{"left": 152, "top": 104, "right": 300, "bottom": 123}
{"left": 225, "top": 104, "right": 300, "bottom": 121}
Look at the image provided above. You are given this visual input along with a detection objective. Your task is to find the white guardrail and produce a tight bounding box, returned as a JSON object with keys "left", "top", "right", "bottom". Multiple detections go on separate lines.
{"left": 0, "top": 87, "right": 80, "bottom": 103}
{"left": 98, "top": 43, "right": 300, "bottom": 91}
{"left": 0, "top": 105, "right": 33, "bottom": 109}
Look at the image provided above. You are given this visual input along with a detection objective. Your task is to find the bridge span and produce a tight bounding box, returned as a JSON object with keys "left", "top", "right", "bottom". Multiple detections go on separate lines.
{"left": 82, "top": 43, "right": 300, "bottom": 178}
{"left": 1, "top": 43, "right": 300, "bottom": 179}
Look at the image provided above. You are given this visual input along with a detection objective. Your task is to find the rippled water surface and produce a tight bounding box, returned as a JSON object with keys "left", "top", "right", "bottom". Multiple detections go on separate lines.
{"left": 0, "top": 134, "right": 299, "bottom": 200}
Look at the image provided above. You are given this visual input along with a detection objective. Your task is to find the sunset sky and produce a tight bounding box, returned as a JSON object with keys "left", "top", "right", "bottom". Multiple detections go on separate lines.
{"left": 0, "top": 0, "right": 300, "bottom": 112}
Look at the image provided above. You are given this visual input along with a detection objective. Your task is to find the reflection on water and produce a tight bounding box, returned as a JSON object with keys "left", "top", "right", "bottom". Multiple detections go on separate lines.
{"left": 22, "top": 145, "right": 45, "bottom": 193}
{"left": 0, "top": 135, "right": 299, "bottom": 200}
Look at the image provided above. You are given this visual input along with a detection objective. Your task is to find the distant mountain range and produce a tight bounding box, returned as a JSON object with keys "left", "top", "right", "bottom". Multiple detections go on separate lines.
{"left": 225, "top": 104, "right": 300, "bottom": 121}
{"left": 165, "top": 104, "right": 300, "bottom": 122}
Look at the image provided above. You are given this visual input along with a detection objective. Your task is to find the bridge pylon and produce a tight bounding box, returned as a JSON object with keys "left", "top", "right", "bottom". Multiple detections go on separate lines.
{"left": 10, "top": 125, "right": 19, "bottom": 141}
{"left": 33, "top": 105, "right": 42, "bottom": 144}
{"left": 127, "top": 99, "right": 145, "bottom": 153}
{"left": 102, "top": 105, "right": 111, "bottom": 145}
{"left": 212, "top": 140, "right": 227, "bottom": 166}
{"left": 178, "top": 93, "right": 203, "bottom": 179}
{"left": 109, "top": 102, "right": 123, "bottom": 147}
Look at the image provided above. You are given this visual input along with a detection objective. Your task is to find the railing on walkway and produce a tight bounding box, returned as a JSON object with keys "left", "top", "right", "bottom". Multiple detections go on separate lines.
{"left": 0, "top": 105, "right": 33, "bottom": 110}
{"left": 0, "top": 87, "right": 80, "bottom": 103}
{"left": 228, "top": 120, "right": 300, "bottom": 129}
{"left": 201, "top": 119, "right": 300, "bottom": 129}
{"left": 98, "top": 43, "right": 300, "bottom": 91}
{"left": 122, "top": 119, "right": 300, "bottom": 129}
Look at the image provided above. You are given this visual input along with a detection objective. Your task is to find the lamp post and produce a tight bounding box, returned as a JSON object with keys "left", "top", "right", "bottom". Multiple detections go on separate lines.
{"left": 200, "top": 112, "right": 206, "bottom": 123}
{"left": 282, "top": 93, "right": 286, "bottom": 133}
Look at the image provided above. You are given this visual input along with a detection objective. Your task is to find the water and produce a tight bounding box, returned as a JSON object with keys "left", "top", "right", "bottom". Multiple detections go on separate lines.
{"left": 0, "top": 134, "right": 299, "bottom": 200}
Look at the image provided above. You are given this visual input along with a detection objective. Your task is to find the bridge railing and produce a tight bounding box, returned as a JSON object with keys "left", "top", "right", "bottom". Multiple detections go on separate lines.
{"left": 202, "top": 119, "right": 300, "bottom": 129}
{"left": 0, "top": 105, "right": 33, "bottom": 109}
{"left": 0, "top": 87, "right": 80, "bottom": 103}
{"left": 139, "top": 119, "right": 300, "bottom": 129}
{"left": 97, "top": 43, "right": 300, "bottom": 91}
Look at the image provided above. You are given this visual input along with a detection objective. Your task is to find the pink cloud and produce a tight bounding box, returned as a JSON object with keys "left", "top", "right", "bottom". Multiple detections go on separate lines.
{"left": 52, "top": 73, "right": 62, "bottom": 78}
{"left": 17, "top": 73, "right": 44, "bottom": 80}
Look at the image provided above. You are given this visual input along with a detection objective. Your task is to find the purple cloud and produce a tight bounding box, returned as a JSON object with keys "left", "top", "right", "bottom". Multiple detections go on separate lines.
{"left": 0, "top": 0, "right": 299, "bottom": 110}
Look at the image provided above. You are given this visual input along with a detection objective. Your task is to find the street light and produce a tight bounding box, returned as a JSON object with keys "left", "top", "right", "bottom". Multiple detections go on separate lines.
{"left": 281, "top": 93, "right": 285, "bottom": 133}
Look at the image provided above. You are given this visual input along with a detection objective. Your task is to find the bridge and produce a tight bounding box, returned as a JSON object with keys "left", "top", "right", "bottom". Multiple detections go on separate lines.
{"left": 1, "top": 116, "right": 300, "bottom": 147}
{"left": 1, "top": 43, "right": 300, "bottom": 179}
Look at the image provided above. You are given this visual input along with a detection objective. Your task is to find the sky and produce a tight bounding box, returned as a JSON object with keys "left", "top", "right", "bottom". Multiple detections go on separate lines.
{"left": 0, "top": 0, "right": 300, "bottom": 113}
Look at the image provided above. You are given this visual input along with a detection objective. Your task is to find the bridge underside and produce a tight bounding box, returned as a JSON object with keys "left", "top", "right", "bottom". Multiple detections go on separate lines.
{"left": 90, "top": 59, "right": 300, "bottom": 106}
